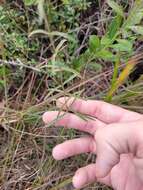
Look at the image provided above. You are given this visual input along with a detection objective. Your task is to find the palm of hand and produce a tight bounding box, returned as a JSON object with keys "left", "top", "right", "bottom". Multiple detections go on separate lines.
{"left": 99, "top": 142, "right": 143, "bottom": 190}
{"left": 43, "top": 97, "right": 143, "bottom": 190}
{"left": 87, "top": 124, "right": 143, "bottom": 190}
{"left": 94, "top": 123, "right": 143, "bottom": 190}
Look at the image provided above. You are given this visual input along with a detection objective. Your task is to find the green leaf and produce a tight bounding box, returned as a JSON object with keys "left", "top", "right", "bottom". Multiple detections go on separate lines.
{"left": 129, "top": 25, "right": 143, "bottom": 35}
{"left": 101, "top": 36, "right": 112, "bottom": 46}
{"left": 24, "top": 0, "right": 37, "bottom": 6}
{"left": 0, "top": 80, "right": 4, "bottom": 88}
{"left": 101, "top": 15, "right": 122, "bottom": 48}
{"left": 89, "top": 35, "right": 100, "bottom": 52}
{"left": 72, "top": 50, "right": 90, "bottom": 71}
{"left": 29, "top": 29, "right": 76, "bottom": 42}
{"left": 107, "top": 0, "right": 124, "bottom": 17}
{"left": 111, "top": 39, "right": 133, "bottom": 52}
{"left": 123, "top": 0, "right": 143, "bottom": 29}
{"left": 96, "top": 50, "right": 114, "bottom": 60}
{"left": 107, "top": 15, "right": 122, "bottom": 40}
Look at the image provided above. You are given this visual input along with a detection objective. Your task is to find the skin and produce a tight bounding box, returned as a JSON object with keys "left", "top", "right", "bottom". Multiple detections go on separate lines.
{"left": 42, "top": 97, "right": 143, "bottom": 190}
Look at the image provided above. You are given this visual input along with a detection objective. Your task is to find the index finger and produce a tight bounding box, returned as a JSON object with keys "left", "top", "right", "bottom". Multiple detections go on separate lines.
{"left": 57, "top": 97, "right": 142, "bottom": 124}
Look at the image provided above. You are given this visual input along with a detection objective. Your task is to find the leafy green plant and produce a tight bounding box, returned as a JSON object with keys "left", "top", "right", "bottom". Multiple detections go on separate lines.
{"left": 105, "top": 0, "right": 143, "bottom": 101}
{"left": 0, "top": 6, "right": 39, "bottom": 60}
{"left": 24, "top": 0, "right": 90, "bottom": 30}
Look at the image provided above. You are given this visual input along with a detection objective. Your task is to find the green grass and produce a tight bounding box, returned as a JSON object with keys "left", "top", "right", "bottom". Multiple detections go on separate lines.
{"left": 0, "top": 0, "right": 143, "bottom": 189}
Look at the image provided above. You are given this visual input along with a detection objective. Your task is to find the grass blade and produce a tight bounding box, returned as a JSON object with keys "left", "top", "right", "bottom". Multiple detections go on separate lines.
{"left": 123, "top": 0, "right": 143, "bottom": 29}
{"left": 29, "top": 29, "right": 76, "bottom": 42}
{"left": 106, "top": 54, "right": 141, "bottom": 101}
{"left": 107, "top": 0, "right": 124, "bottom": 17}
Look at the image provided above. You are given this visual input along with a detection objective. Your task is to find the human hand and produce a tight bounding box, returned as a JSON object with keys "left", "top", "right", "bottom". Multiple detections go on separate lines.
{"left": 43, "top": 97, "right": 143, "bottom": 190}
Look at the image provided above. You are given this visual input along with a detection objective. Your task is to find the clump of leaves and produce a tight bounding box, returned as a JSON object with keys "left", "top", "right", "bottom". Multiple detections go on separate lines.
{"left": 24, "top": 0, "right": 90, "bottom": 31}
{"left": 105, "top": 0, "right": 143, "bottom": 101}
{"left": 1, "top": 0, "right": 143, "bottom": 89}
{"left": 0, "top": 6, "right": 39, "bottom": 60}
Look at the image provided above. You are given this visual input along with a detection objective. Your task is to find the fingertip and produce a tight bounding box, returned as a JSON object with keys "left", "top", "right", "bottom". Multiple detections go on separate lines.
{"left": 52, "top": 147, "right": 61, "bottom": 160}
{"left": 72, "top": 169, "right": 88, "bottom": 189}
{"left": 42, "top": 112, "right": 48, "bottom": 123}
{"left": 52, "top": 145, "right": 66, "bottom": 160}
{"left": 42, "top": 111, "right": 60, "bottom": 124}
{"left": 72, "top": 176, "right": 81, "bottom": 189}
{"left": 56, "top": 97, "right": 67, "bottom": 107}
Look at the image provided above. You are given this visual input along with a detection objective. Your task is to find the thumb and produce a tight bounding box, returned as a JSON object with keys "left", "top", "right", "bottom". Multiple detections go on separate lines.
{"left": 95, "top": 122, "right": 140, "bottom": 178}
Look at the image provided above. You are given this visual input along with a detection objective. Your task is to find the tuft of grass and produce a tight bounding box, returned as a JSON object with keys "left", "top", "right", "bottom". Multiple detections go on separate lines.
{"left": 106, "top": 52, "right": 143, "bottom": 102}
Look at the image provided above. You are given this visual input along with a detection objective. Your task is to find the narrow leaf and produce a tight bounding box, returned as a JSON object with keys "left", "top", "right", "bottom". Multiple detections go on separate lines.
{"left": 89, "top": 35, "right": 100, "bottom": 52}
{"left": 123, "top": 0, "right": 143, "bottom": 29}
{"left": 96, "top": 49, "right": 114, "bottom": 60}
{"left": 29, "top": 29, "right": 76, "bottom": 42}
{"left": 106, "top": 56, "right": 139, "bottom": 101}
{"left": 111, "top": 39, "right": 133, "bottom": 52}
{"left": 107, "top": 15, "right": 122, "bottom": 40}
{"left": 37, "top": 0, "right": 45, "bottom": 24}
{"left": 107, "top": 0, "right": 124, "bottom": 17}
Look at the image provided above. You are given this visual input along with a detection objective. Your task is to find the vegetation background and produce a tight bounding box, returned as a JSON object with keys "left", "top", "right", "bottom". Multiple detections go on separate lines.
{"left": 0, "top": 0, "right": 143, "bottom": 189}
